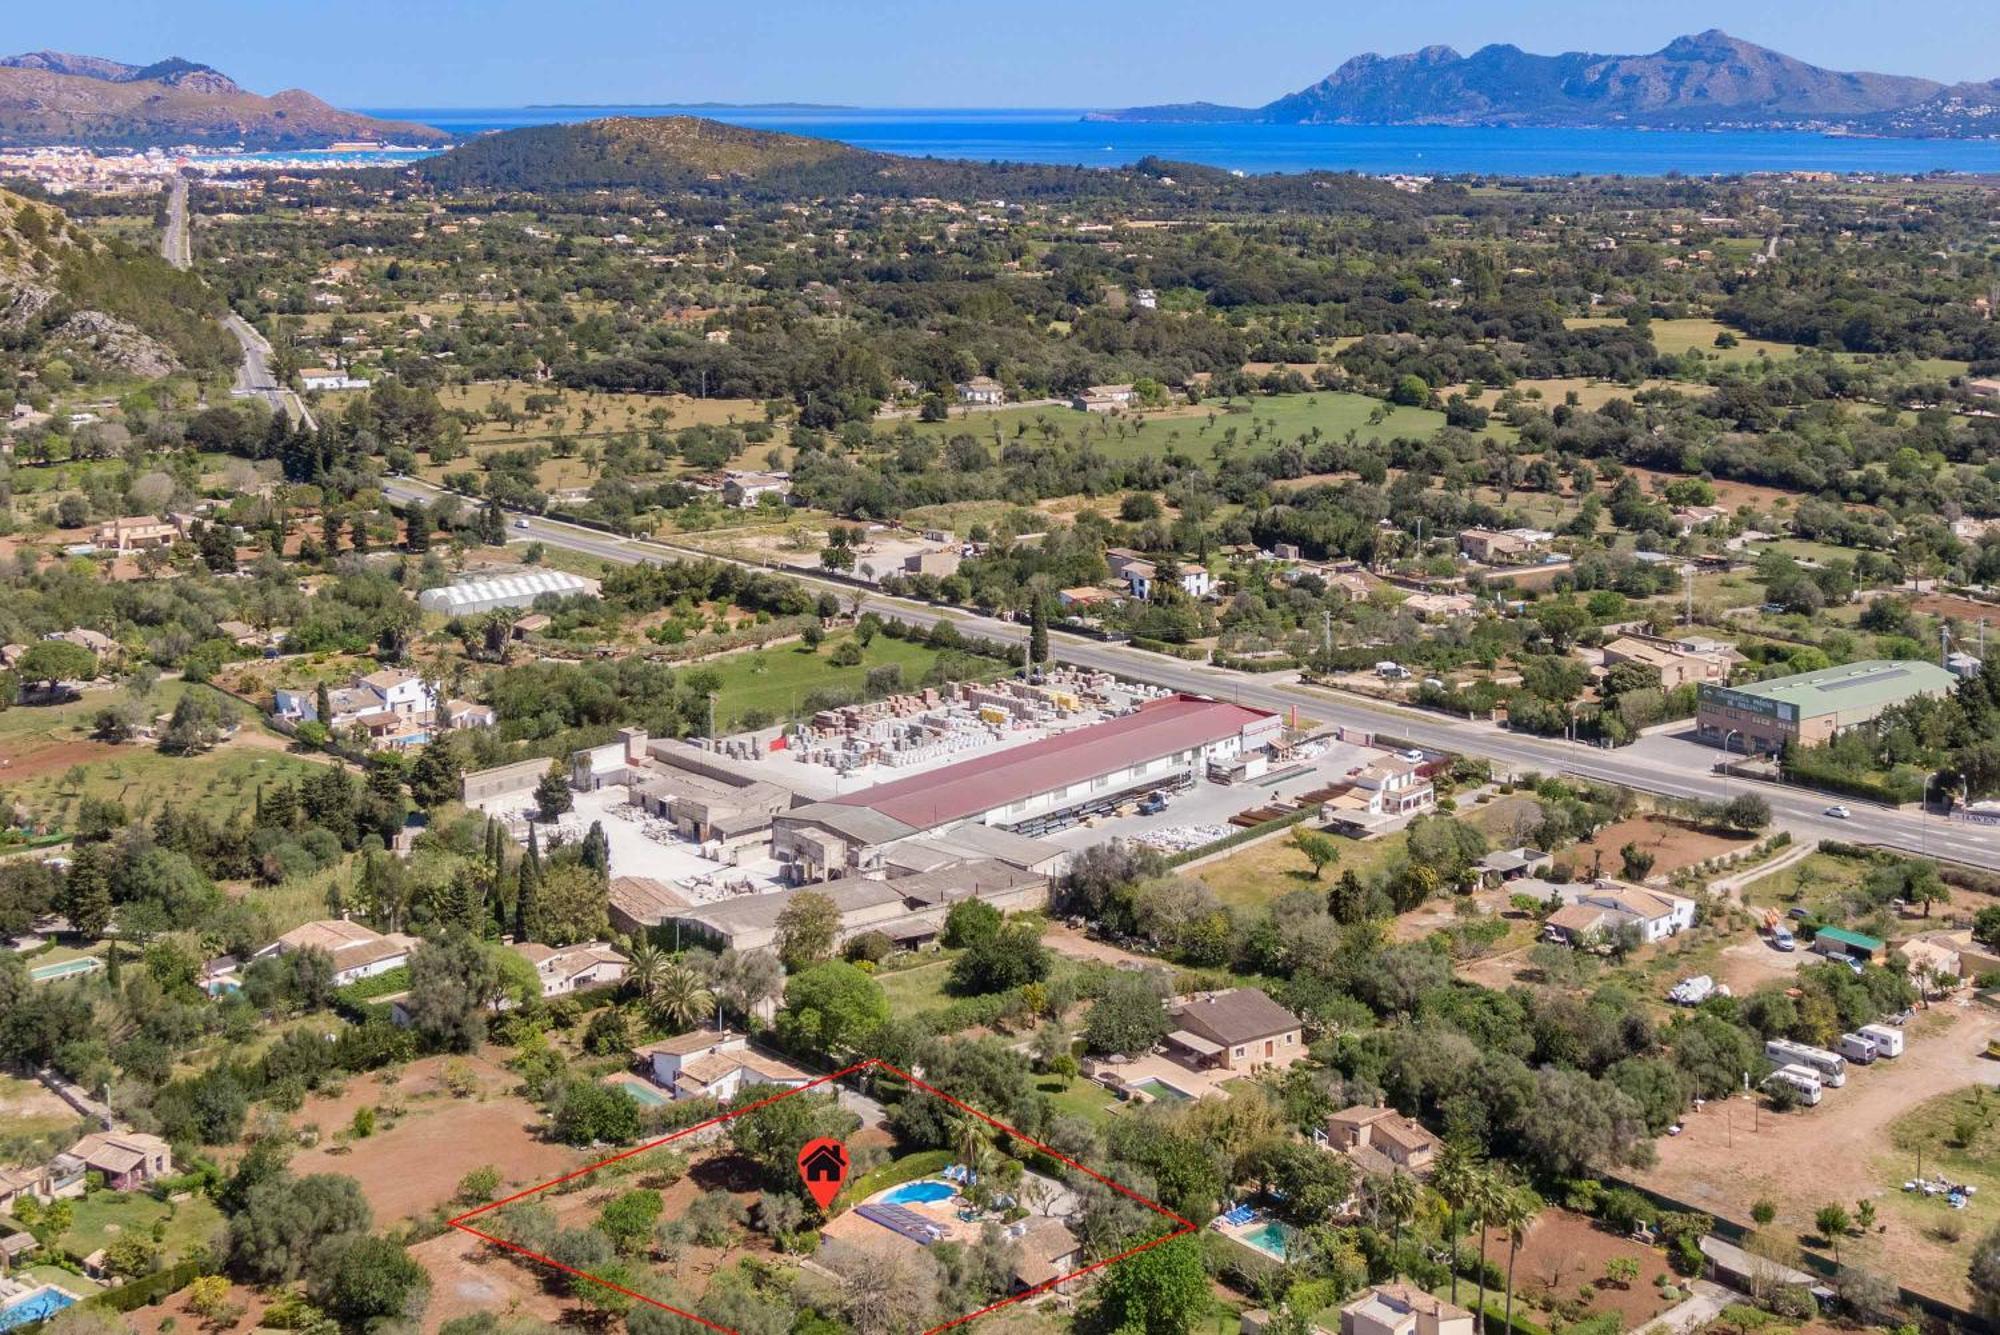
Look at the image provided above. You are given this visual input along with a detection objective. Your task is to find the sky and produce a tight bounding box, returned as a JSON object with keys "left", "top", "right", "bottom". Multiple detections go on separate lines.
{"left": 19, "top": 0, "right": 2000, "bottom": 109}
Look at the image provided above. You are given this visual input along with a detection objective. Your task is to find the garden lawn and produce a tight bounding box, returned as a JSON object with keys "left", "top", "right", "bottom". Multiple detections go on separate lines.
{"left": 1037, "top": 1075, "right": 1121, "bottom": 1128}
{"left": 60, "top": 1191, "right": 224, "bottom": 1264}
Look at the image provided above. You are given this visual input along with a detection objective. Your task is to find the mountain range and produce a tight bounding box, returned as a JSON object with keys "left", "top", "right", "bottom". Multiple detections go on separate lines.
{"left": 0, "top": 50, "right": 450, "bottom": 148}
{"left": 1098, "top": 31, "right": 2000, "bottom": 135}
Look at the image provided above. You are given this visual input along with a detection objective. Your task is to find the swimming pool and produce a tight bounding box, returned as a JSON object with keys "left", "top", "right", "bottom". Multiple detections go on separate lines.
{"left": 1237, "top": 1220, "right": 1292, "bottom": 1260}
{"left": 1133, "top": 1078, "right": 1193, "bottom": 1103}
{"left": 29, "top": 957, "right": 100, "bottom": 982}
{"left": 880, "top": 1180, "right": 957, "bottom": 1205}
{"left": 609, "top": 1078, "right": 670, "bottom": 1107}
{"left": 0, "top": 1287, "right": 78, "bottom": 1332}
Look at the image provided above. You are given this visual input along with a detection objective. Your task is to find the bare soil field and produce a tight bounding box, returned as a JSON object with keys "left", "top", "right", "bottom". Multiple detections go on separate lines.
{"left": 1637, "top": 1001, "right": 2000, "bottom": 1305}
{"left": 125, "top": 1279, "right": 267, "bottom": 1335}
{"left": 1913, "top": 591, "right": 2000, "bottom": 624}
{"left": 1616, "top": 465, "right": 1810, "bottom": 516}
{"left": 413, "top": 1226, "right": 571, "bottom": 1333}
{"left": 0, "top": 736, "right": 121, "bottom": 782}
{"left": 1564, "top": 815, "right": 1753, "bottom": 879}
{"left": 1473, "top": 1207, "right": 1676, "bottom": 1329}
{"left": 286, "top": 1053, "right": 582, "bottom": 1227}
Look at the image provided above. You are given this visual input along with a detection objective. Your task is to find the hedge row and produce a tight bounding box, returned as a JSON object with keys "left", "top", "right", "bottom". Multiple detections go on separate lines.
{"left": 1779, "top": 756, "right": 1922, "bottom": 806}
{"left": 1127, "top": 636, "right": 1206, "bottom": 660}
{"left": 1166, "top": 808, "right": 1316, "bottom": 868}
{"left": 1211, "top": 654, "right": 1302, "bottom": 673}
{"left": 836, "top": 1149, "right": 952, "bottom": 1210}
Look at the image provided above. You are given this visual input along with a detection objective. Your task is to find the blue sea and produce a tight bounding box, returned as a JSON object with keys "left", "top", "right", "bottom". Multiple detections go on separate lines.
{"left": 360, "top": 105, "right": 2000, "bottom": 177}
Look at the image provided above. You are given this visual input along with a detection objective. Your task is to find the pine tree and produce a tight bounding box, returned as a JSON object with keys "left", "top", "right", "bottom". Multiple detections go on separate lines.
{"left": 60, "top": 847, "right": 113, "bottom": 937}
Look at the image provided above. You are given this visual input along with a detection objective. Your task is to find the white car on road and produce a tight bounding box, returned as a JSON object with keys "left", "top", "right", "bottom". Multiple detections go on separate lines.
{"left": 1824, "top": 804, "right": 1851, "bottom": 819}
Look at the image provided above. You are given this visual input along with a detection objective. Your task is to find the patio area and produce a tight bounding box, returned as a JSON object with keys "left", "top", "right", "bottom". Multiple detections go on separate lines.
{"left": 1091, "top": 1052, "right": 1235, "bottom": 1103}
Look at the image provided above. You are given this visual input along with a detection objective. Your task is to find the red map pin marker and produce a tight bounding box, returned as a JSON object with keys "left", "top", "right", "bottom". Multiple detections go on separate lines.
{"left": 797, "top": 1137, "right": 849, "bottom": 1209}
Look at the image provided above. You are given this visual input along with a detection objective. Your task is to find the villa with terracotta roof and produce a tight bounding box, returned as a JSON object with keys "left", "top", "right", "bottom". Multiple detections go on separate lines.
{"left": 1320, "top": 1105, "right": 1442, "bottom": 1176}
{"left": 67, "top": 1132, "right": 171, "bottom": 1192}
{"left": 252, "top": 918, "right": 416, "bottom": 985}
{"left": 1543, "top": 879, "right": 1695, "bottom": 947}
{"left": 1165, "top": 988, "right": 1304, "bottom": 1072}
{"left": 630, "top": 1031, "right": 811, "bottom": 1102}
{"left": 1340, "top": 1284, "right": 1473, "bottom": 1335}
{"left": 511, "top": 941, "right": 627, "bottom": 997}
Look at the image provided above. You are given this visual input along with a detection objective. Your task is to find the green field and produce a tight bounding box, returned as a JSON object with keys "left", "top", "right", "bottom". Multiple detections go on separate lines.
{"left": 706, "top": 631, "right": 1003, "bottom": 730}
{"left": 1197, "top": 825, "right": 1410, "bottom": 910}
{"left": 60, "top": 1191, "right": 224, "bottom": 1264}
{"left": 898, "top": 390, "right": 1454, "bottom": 464}
{"left": 0, "top": 682, "right": 330, "bottom": 831}
{"left": 875, "top": 955, "right": 959, "bottom": 1017}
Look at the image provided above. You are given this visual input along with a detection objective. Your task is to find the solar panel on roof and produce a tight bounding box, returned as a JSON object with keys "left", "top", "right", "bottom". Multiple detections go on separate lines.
{"left": 1814, "top": 667, "right": 1906, "bottom": 693}
{"left": 856, "top": 1203, "right": 946, "bottom": 1245}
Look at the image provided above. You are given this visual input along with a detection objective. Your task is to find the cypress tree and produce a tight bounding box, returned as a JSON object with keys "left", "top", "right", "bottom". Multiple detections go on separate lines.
{"left": 514, "top": 827, "right": 541, "bottom": 941}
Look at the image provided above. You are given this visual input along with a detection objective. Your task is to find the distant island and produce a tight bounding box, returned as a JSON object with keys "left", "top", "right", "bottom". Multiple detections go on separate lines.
{"left": 526, "top": 102, "right": 861, "bottom": 112}
{"left": 0, "top": 49, "right": 451, "bottom": 148}
{"left": 1094, "top": 30, "right": 2000, "bottom": 137}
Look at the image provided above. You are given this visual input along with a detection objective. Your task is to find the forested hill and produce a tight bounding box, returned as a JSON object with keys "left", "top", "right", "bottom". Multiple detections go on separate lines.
{"left": 409, "top": 116, "right": 1425, "bottom": 215}
{"left": 0, "top": 188, "right": 233, "bottom": 378}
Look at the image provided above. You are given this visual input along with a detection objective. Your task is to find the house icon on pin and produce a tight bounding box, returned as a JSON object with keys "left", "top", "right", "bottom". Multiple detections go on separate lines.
{"left": 800, "top": 1142, "right": 847, "bottom": 1182}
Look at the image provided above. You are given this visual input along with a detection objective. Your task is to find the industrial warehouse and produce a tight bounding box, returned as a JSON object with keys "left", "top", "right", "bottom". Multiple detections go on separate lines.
{"left": 459, "top": 670, "right": 1428, "bottom": 956}
{"left": 1694, "top": 659, "right": 1958, "bottom": 755}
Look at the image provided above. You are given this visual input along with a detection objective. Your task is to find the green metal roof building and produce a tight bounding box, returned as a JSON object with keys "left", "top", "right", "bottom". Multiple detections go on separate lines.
{"left": 1695, "top": 659, "right": 1958, "bottom": 754}
{"left": 1811, "top": 926, "right": 1884, "bottom": 960}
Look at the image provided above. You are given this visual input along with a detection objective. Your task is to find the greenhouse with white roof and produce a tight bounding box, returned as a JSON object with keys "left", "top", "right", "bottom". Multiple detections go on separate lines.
{"left": 417, "top": 570, "right": 602, "bottom": 615}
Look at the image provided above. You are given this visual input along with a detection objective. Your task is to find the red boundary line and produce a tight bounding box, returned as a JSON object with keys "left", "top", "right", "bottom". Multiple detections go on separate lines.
{"left": 447, "top": 1056, "right": 1193, "bottom": 1335}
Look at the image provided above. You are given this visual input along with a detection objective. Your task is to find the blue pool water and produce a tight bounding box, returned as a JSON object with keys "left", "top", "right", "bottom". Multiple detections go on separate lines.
{"left": 1238, "top": 1221, "right": 1292, "bottom": 1260}
{"left": 610, "top": 1079, "right": 669, "bottom": 1107}
{"left": 1134, "top": 1078, "right": 1193, "bottom": 1103}
{"left": 881, "top": 1180, "right": 957, "bottom": 1205}
{"left": 0, "top": 1288, "right": 78, "bottom": 1332}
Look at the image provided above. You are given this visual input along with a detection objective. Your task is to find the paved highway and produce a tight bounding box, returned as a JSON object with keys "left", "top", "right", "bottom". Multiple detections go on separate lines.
{"left": 161, "top": 177, "right": 317, "bottom": 431}
{"left": 379, "top": 477, "right": 2000, "bottom": 870}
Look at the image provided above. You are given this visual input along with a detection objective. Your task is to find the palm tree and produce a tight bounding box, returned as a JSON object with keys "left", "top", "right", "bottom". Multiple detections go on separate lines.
{"left": 1467, "top": 1168, "right": 1507, "bottom": 1332}
{"left": 648, "top": 962, "right": 715, "bottom": 1033}
{"left": 1499, "top": 1185, "right": 1543, "bottom": 1335}
{"left": 1370, "top": 1170, "right": 1422, "bottom": 1250}
{"left": 625, "top": 938, "right": 665, "bottom": 1004}
{"left": 1431, "top": 1144, "right": 1480, "bottom": 1306}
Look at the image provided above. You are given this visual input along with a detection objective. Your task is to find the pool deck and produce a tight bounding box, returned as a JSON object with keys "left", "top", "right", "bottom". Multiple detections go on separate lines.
{"left": 1215, "top": 1214, "right": 1292, "bottom": 1261}
{"left": 1103, "top": 1053, "right": 1233, "bottom": 1101}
